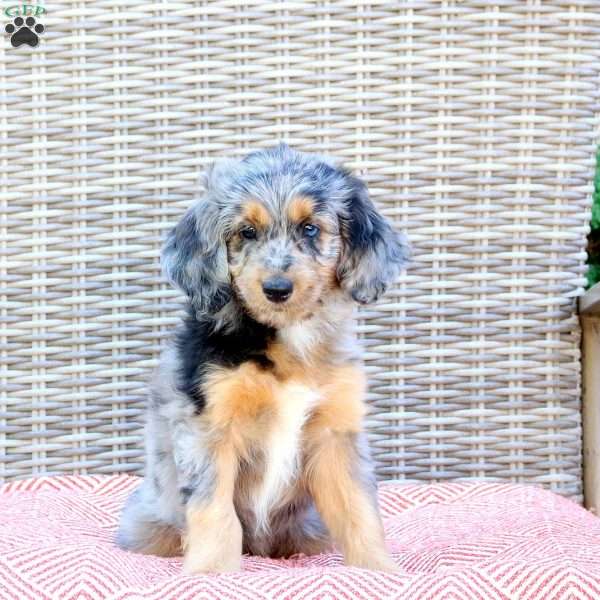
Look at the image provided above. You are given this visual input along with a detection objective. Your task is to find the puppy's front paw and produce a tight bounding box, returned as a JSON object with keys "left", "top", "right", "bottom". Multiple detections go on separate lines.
{"left": 183, "top": 547, "right": 241, "bottom": 574}
{"left": 346, "top": 550, "right": 399, "bottom": 573}
{"left": 183, "top": 506, "right": 243, "bottom": 574}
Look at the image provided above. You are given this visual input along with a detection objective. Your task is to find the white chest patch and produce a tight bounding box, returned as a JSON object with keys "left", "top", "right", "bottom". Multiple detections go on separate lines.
{"left": 252, "top": 382, "right": 320, "bottom": 534}
{"left": 279, "top": 319, "right": 323, "bottom": 362}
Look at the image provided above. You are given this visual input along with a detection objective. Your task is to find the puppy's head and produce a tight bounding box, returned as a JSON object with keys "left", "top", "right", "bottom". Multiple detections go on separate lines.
{"left": 162, "top": 144, "right": 409, "bottom": 328}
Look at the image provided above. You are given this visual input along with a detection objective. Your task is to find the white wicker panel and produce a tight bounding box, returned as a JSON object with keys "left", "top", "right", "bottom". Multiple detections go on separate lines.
{"left": 1, "top": 1, "right": 599, "bottom": 500}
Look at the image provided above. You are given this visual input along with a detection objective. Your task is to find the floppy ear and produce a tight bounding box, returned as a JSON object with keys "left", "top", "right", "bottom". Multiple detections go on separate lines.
{"left": 337, "top": 177, "right": 410, "bottom": 304}
{"left": 161, "top": 197, "right": 231, "bottom": 316}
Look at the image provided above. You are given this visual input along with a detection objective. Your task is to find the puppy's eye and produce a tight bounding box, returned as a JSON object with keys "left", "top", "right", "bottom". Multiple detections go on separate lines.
{"left": 303, "top": 223, "right": 320, "bottom": 238}
{"left": 240, "top": 226, "right": 257, "bottom": 240}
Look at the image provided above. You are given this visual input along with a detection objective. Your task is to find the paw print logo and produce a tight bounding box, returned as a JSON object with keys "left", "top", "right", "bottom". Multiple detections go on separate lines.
{"left": 5, "top": 16, "right": 44, "bottom": 47}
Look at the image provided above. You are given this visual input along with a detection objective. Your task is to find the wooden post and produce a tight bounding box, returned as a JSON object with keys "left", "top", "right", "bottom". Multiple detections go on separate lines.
{"left": 579, "top": 283, "right": 600, "bottom": 513}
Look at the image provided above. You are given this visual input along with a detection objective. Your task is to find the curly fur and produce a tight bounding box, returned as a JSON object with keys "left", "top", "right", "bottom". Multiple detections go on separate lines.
{"left": 117, "top": 143, "right": 409, "bottom": 573}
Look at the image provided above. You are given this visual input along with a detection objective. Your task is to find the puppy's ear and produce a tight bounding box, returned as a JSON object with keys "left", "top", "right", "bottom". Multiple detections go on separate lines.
{"left": 337, "top": 176, "right": 410, "bottom": 304}
{"left": 161, "top": 197, "right": 231, "bottom": 315}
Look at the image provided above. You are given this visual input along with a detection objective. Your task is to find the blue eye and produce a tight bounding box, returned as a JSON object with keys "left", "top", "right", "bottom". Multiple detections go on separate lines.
{"left": 240, "top": 226, "right": 257, "bottom": 240}
{"left": 303, "top": 223, "right": 320, "bottom": 238}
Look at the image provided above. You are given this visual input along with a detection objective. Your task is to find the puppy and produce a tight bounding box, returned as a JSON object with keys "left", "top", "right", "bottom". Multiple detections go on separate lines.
{"left": 117, "top": 144, "right": 409, "bottom": 573}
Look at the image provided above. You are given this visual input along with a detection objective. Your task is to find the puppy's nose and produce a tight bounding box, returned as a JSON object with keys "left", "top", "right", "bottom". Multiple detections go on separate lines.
{"left": 262, "top": 276, "right": 293, "bottom": 303}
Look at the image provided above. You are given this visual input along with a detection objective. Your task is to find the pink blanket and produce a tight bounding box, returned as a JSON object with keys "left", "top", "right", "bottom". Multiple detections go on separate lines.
{"left": 1, "top": 475, "right": 598, "bottom": 599}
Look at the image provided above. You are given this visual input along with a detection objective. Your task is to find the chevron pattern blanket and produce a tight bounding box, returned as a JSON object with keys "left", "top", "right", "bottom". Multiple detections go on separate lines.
{"left": 0, "top": 475, "right": 598, "bottom": 599}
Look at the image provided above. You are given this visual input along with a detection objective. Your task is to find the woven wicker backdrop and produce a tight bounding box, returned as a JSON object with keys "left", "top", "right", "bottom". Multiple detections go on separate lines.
{"left": 1, "top": 1, "right": 599, "bottom": 499}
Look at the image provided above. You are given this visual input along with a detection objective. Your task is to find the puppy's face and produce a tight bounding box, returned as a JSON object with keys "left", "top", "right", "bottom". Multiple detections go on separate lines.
{"left": 162, "top": 144, "right": 409, "bottom": 329}
{"left": 227, "top": 196, "right": 341, "bottom": 327}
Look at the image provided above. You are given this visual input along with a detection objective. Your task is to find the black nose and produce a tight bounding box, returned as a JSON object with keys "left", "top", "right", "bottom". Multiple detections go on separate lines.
{"left": 262, "top": 276, "right": 294, "bottom": 303}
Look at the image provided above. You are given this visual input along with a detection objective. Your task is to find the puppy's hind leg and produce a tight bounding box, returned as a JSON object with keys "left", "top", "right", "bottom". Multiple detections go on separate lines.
{"left": 117, "top": 482, "right": 182, "bottom": 557}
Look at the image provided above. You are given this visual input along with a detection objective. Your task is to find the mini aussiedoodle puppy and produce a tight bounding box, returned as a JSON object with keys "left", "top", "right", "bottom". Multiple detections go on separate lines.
{"left": 117, "top": 143, "right": 409, "bottom": 574}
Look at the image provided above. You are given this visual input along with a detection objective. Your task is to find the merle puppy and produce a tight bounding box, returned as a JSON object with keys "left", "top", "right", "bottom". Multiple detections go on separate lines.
{"left": 117, "top": 144, "right": 409, "bottom": 573}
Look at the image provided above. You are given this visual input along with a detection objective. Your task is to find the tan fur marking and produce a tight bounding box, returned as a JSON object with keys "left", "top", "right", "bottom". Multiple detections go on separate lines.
{"left": 242, "top": 199, "right": 272, "bottom": 229}
{"left": 300, "top": 363, "right": 395, "bottom": 571}
{"left": 201, "top": 362, "right": 320, "bottom": 537}
{"left": 183, "top": 364, "right": 279, "bottom": 573}
{"left": 311, "top": 365, "right": 366, "bottom": 432}
{"left": 288, "top": 195, "right": 314, "bottom": 223}
{"left": 267, "top": 340, "right": 311, "bottom": 380}
{"left": 304, "top": 430, "right": 396, "bottom": 571}
{"left": 202, "top": 363, "right": 278, "bottom": 459}
{"left": 183, "top": 441, "right": 242, "bottom": 573}
{"left": 234, "top": 254, "right": 339, "bottom": 329}
{"left": 265, "top": 343, "right": 364, "bottom": 406}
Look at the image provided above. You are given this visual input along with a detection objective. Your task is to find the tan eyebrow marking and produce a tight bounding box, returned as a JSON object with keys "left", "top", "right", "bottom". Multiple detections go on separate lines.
{"left": 287, "top": 196, "right": 314, "bottom": 224}
{"left": 241, "top": 200, "right": 272, "bottom": 229}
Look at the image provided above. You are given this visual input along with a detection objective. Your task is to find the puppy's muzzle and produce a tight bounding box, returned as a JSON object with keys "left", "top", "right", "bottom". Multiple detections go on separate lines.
{"left": 262, "top": 276, "right": 293, "bottom": 303}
